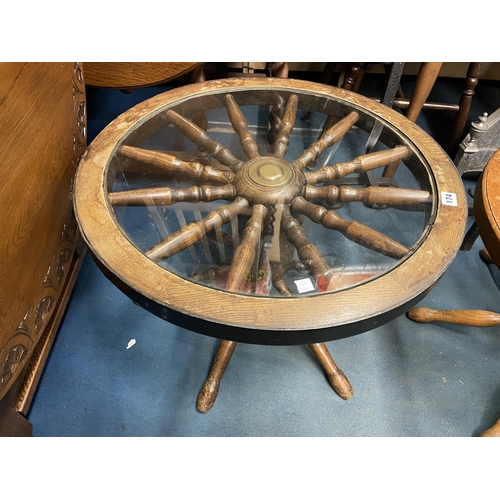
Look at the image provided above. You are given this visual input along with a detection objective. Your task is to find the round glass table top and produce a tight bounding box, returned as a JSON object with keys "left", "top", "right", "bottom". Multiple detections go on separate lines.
{"left": 74, "top": 78, "right": 467, "bottom": 344}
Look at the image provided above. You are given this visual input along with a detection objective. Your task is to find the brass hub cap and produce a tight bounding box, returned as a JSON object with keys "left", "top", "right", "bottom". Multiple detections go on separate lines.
{"left": 234, "top": 156, "right": 305, "bottom": 206}
{"left": 248, "top": 158, "right": 293, "bottom": 186}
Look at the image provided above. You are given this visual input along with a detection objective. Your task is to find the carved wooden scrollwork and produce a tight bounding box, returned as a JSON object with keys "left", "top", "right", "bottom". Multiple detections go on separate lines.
{"left": 72, "top": 62, "right": 87, "bottom": 157}
{"left": 1, "top": 339, "right": 31, "bottom": 390}
{"left": 0, "top": 221, "right": 77, "bottom": 396}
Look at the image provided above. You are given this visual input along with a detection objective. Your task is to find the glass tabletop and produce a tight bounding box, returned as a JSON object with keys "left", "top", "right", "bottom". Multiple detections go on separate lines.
{"left": 106, "top": 86, "right": 434, "bottom": 298}
{"left": 75, "top": 78, "right": 467, "bottom": 344}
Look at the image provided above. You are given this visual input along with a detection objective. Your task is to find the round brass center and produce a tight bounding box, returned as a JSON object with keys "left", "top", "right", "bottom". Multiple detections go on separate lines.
{"left": 247, "top": 158, "right": 293, "bottom": 187}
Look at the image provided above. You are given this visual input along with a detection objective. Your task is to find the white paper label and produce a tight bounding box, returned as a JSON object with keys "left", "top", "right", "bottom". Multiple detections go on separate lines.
{"left": 295, "top": 278, "right": 315, "bottom": 293}
{"left": 441, "top": 192, "right": 458, "bottom": 207}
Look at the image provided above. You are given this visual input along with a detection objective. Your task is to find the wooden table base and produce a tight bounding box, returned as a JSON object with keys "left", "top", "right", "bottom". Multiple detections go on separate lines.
{"left": 196, "top": 340, "right": 353, "bottom": 413}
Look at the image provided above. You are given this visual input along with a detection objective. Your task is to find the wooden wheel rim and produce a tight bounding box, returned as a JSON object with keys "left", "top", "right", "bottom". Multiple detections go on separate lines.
{"left": 74, "top": 78, "right": 467, "bottom": 345}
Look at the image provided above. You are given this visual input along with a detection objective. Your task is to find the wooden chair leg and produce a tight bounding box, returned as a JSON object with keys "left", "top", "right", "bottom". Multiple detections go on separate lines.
{"left": 190, "top": 65, "right": 206, "bottom": 83}
{"left": 196, "top": 340, "right": 237, "bottom": 413}
{"left": 342, "top": 63, "right": 364, "bottom": 91}
{"left": 406, "top": 62, "right": 443, "bottom": 122}
{"left": 320, "top": 62, "right": 338, "bottom": 84}
{"left": 481, "top": 417, "right": 500, "bottom": 437}
{"left": 309, "top": 343, "right": 354, "bottom": 400}
{"left": 448, "top": 62, "right": 482, "bottom": 157}
{"left": 268, "top": 62, "right": 289, "bottom": 78}
{"left": 407, "top": 307, "right": 500, "bottom": 327}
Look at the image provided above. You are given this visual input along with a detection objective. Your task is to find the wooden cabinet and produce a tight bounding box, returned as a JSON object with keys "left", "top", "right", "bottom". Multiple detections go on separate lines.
{"left": 0, "top": 63, "right": 87, "bottom": 436}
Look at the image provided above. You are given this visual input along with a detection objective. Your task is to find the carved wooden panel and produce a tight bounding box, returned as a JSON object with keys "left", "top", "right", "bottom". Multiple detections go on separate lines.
{"left": 0, "top": 63, "right": 86, "bottom": 404}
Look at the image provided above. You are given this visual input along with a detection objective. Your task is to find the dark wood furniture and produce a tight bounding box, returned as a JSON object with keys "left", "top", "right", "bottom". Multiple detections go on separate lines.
{"left": 0, "top": 63, "right": 87, "bottom": 436}
{"left": 73, "top": 78, "right": 467, "bottom": 413}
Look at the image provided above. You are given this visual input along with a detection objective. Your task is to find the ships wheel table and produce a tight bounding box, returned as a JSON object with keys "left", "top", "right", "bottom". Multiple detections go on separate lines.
{"left": 74, "top": 78, "right": 467, "bottom": 413}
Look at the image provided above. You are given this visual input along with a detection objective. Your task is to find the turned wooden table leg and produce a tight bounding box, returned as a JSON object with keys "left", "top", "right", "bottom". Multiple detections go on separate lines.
{"left": 197, "top": 340, "right": 237, "bottom": 413}
{"left": 481, "top": 417, "right": 500, "bottom": 437}
{"left": 309, "top": 343, "right": 354, "bottom": 400}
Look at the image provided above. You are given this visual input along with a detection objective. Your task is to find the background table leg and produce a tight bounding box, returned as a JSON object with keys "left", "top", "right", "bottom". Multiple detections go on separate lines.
{"left": 407, "top": 307, "right": 500, "bottom": 327}
{"left": 405, "top": 62, "right": 443, "bottom": 123}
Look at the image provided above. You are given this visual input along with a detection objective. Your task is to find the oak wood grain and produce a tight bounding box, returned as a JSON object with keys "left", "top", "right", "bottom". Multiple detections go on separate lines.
{"left": 83, "top": 62, "right": 201, "bottom": 89}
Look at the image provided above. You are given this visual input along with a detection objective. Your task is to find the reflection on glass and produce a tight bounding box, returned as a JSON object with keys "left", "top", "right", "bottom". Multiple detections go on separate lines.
{"left": 108, "top": 89, "right": 434, "bottom": 297}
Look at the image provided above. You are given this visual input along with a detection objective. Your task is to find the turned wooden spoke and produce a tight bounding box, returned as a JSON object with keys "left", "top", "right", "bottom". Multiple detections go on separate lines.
{"left": 291, "top": 197, "right": 409, "bottom": 259}
{"left": 224, "top": 94, "right": 260, "bottom": 160}
{"left": 272, "top": 94, "right": 299, "bottom": 158}
{"left": 303, "top": 185, "right": 432, "bottom": 208}
{"left": 281, "top": 209, "right": 332, "bottom": 278}
{"left": 166, "top": 110, "right": 245, "bottom": 172}
{"left": 305, "top": 145, "right": 409, "bottom": 184}
{"left": 118, "top": 145, "right": 233, "bottom": 183}
{"left": 293, "top": 111, "right": 359, "bottom": 171}
{"left": 226, "top": 204, "right": 268, "bottom": 292}
{"left": 108, "top": 184, "right": 237, "bottom": 206}
{"left": 145, "top": 197, "right": 249, "bottom": 262}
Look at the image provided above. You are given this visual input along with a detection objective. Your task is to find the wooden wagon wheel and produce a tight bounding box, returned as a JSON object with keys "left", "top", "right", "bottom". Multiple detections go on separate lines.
{"left": 75, "top": 78, "right": 467, "bottom": 412}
